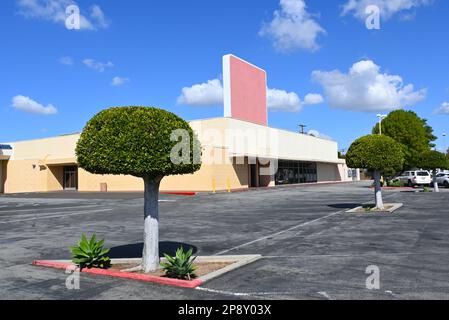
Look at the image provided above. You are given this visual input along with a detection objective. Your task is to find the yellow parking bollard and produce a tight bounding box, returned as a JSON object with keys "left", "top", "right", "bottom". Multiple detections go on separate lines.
{"left": 227, "top": 177, "right": 231, "bottom": 193}
{"left": 212, "top": 177, "right": 216, "bottom": 193}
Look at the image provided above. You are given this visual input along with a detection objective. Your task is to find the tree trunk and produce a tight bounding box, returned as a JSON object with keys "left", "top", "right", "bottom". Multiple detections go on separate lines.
{"left": 373, "top": 170, "right": 384, "bottom": 210}
{"left": 433, "top": 169, "right": 439, "bottom": 193}
{"left": 142, "top": 176, "right": 162, "bottom": 273}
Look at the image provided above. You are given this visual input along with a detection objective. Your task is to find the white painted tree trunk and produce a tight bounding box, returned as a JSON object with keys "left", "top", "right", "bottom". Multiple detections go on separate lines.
{"left": 142, "top": 176, "right": 162, "bottom": 273}
{"left": 433, "top": 169, "right": 439, "bottom": 193}
{"left": 373, "top": 170, "right": 384, "bottom": 210}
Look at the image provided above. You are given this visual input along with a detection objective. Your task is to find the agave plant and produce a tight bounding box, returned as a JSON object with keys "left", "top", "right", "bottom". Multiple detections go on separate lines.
{"left": 70, "top": 234, "right": 111, "bottom": 269}
{"left": 161, "top": 246, "right": 197, "bottom": 280}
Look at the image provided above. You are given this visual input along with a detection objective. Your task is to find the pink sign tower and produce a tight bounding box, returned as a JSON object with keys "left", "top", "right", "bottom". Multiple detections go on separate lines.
{"left": 223, "top": 55, "right": 268, "bottom": 126}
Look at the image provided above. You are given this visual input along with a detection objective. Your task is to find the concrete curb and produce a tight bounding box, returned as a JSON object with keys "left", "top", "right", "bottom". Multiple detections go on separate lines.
{"left": 32, "top": 254, "right": 261, "bottom": 288}
{"left": 32, "top": 260, "right": 202, "bottom": 288}
{"left": 197, "top": 255, "right": 262, "bottom": 283}
{"left": 346, "top": 203, "right": 404, "bottom": 214}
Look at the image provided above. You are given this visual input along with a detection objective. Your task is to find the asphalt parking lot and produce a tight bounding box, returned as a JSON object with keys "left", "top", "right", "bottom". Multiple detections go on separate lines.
{"left": 1, "top": 182, "right": 449, "bottom": 300}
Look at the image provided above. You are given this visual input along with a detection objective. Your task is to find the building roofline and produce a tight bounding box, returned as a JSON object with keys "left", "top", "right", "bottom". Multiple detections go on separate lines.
{"left": 2, "top": 132, "right": 80, "bottom": 145}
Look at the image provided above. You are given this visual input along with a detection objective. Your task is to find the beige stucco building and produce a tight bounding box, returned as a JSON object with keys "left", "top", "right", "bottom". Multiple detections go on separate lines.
{"left": 0, "top": 117, "right": 354, "bottom": 194}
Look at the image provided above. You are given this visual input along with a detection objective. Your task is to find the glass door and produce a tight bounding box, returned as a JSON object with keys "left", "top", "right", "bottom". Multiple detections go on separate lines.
{"left": 63, "top": 166, "right": 78, "bottom": 190}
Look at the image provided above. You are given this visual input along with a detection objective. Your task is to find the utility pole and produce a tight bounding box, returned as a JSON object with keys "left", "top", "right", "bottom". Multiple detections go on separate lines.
{"left": 299, "top": 124, "right": 306, "bottom": 134}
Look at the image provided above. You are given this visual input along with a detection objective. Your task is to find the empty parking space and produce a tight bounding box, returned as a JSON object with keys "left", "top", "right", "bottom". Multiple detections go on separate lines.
{"left": 1, "top": 182, "right": 449, "bottom": 299}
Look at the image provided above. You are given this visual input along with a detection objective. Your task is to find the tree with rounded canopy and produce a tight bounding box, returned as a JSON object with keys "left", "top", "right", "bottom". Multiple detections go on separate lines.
{"left": 372, "top": 110, "right": 436, "bottom": 169}
{"left": 346, "top": 135, "right": 404, "bottom": 210}
{"left": 76, "top": 107, "right": 201, "bottom": 272}
{"left": 418, "top": 150, "right": 449, "bottom": 192}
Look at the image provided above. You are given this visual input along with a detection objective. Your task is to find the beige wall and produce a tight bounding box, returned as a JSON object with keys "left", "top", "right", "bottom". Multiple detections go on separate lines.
{"left": 4, "top": 160, "right": 46, "bottom": 193}
{"left": 78, "top": 168, "right": 143, "bottom": 192}
{"left": 47, "top": 165, "right": 64, "bottom": 191}
{"left": 192, "top": 118, "right": 341, "bottom": 163}
{"left": 8, "top": 134, "right": 78, "bottom": 161}
{"left": 73, "top": 145, "right": 249, "bottom": 192}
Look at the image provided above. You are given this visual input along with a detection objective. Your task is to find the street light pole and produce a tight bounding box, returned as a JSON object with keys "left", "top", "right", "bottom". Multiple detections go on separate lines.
{"left": 443, "top": 133, "right": 447, "bottom": 154}
{"left": 376, "top": 114, "right": 387, "bottom": 135}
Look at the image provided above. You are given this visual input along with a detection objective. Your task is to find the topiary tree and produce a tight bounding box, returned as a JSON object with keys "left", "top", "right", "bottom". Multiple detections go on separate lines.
{"left": 346, "top": 135, "right": 404, "bottom": 210}
{"left": 76, "top": 107, "right": 201, "bottom": 272}
{"left": 418, "top": 150, "right": 449, "bottom": 192}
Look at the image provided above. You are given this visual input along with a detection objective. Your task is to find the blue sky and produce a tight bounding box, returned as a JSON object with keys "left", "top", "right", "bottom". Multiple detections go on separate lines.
{"left": 1, "top": 0, "right": 449, "bottom": 152}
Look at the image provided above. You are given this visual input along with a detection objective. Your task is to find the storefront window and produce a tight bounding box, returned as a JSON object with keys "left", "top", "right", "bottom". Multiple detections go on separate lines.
{"left": 275, "top": 160, "right": 317, "bottom": 185}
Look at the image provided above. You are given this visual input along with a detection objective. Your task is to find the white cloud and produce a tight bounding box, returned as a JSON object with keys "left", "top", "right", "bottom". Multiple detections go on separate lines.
{"left": 259, "top": 0, "right": 326, "bottom": 53}
{"left": 304, "top": 93, "right": 324, "bottom": 105}
{"left": 341, "top": 0, "right": 432, "bottom": 20}
{"left": 16, "top": 0, "right": 109, "bottom": 30}
{"left": 307, "top": 129, "right": 333, "bottom": 140}
{"left": 90, "top": 4, "right": 109, "bottom": 28}
{"left": 177, "top": 79, "right": 321, "bottom": 112}
{"left": 12, "top": 95, "right": 58, "bottom": 115}
{"left": 83, "top": 59, "right": 113, "bottom": 72}
{"left": 111, "top": 76, "right": 130, "bottom": 87}
{"left": 59, "top": 56, "right": 73, "bottom": 65}
{"left": 435, "top": 102, "right": 449, "bottom": 115}
{"left": 267, "top": 88, "right": 301, "bottom": 112}
{"left": 312, "top": 60, "right": 426, "bottom": 112}
{"left": 177, "top": 79, "right": 223, "bottom": 107}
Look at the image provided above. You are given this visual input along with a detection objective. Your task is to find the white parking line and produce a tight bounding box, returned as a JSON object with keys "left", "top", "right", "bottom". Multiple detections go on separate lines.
{"left": 0, "top": 208, "right": 113, "bottom": 224}
{"left": 214, "top": 193, "right": 401, "bottom": 256}
{"left": 196, "top": 286, "right": 292, "bottom": 298}
{"left": 317, "top": 291, "right": 333, "bottom": 300}
{"left": 0, "top": 204, "right": 105, "bottom": 215}
{"left": 214, "top": 210, "right": 344, "bottom": 256}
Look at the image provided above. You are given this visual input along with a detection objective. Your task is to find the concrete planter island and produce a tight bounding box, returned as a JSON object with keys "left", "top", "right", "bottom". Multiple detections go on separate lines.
{"left": 346, "top": 203, "right": 404, "bottom": 214}
{"left": 33, "top": 255, "right": 262, "bottom": 288}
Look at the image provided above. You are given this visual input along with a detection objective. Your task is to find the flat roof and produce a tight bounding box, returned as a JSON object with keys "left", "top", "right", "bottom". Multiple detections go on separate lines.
{"left": 1, "top": 133, "right": 80, "bottom": 145}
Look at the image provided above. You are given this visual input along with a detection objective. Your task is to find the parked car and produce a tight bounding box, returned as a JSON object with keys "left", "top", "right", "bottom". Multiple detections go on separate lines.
{"left": 396, "top": 170, "right": 432, "bottom": 187}
{"left": 435, "top": 173, "right": 449, "bottom": 188}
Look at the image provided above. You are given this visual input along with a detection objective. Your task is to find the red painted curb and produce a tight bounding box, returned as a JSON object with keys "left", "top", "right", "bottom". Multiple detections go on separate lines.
{"left": 32, "top": 260, "right": 202, "bottom": 288}
{"left": 160, "top": 192, "right": 197, "bottom": 196}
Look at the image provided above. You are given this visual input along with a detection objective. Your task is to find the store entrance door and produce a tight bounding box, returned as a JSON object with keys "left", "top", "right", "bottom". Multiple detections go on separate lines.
{"left": 249, "top": 163, "right": 259, "bottom": 188}
{"left": 63, "top": 166, "right": 78, "bottom": 190}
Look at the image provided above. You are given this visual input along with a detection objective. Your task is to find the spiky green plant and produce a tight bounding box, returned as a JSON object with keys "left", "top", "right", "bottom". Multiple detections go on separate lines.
{"left": 70, "top": 234, "right": 111, "bottom": 269}
{"left": 161, "top": 247, "right": 197, "bottom": 280}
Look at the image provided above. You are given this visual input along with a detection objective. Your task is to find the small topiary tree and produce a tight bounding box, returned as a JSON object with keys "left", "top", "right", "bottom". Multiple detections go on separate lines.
{"left": 346, "top": 135, "right": 404, "bottom": 210}
{"left": 418, "top": 150, "right": 449, "bottom": 192}
{"left": 76, "top": 107, "right": 201, "bottom": 272}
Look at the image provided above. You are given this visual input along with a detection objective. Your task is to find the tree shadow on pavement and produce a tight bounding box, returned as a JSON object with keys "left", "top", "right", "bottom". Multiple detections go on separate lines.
{"left": 327, "top": 203, "right": 364, "bottom": 209}
{"left": 109, "top": 241, "right": 198, "bottom": 258}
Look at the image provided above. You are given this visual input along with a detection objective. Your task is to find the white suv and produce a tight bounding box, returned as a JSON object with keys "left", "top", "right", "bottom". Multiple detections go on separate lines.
{"left": 397, "top": 170, "right": 432, "bottom": 187}
{"left": 435, "top": 173, "right": 449, "bottom": 188}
